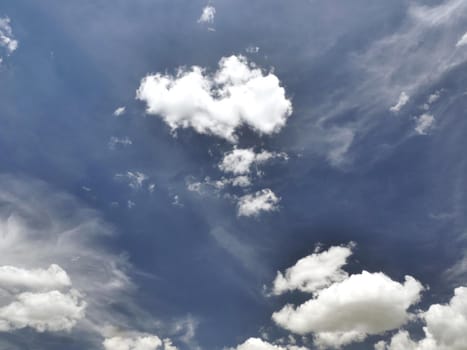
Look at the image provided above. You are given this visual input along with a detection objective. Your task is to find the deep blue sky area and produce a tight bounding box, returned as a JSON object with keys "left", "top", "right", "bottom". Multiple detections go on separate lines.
{"left": 1, "top": 1, "right": 467, "bottom": 350}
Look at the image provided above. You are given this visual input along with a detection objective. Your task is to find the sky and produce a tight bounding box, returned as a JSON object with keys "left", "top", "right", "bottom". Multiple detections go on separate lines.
{"left": 1, "top": 0, "right": 467, "bottom": 349}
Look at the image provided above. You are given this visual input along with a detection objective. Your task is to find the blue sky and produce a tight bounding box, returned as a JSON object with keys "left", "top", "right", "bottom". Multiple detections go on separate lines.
{"left": 1, "top": 1, "right": 467, "bottom": 349}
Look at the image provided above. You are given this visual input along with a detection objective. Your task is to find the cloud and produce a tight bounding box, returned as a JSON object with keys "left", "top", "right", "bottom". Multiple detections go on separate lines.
{"left": 272, "top": 245, "right": 353, "bottom": 296}
{"left": 456, "top": 32, "right": 467, "bottom": 47}
{"left": 219, "top": 149, "right": 287, "bottom": 175}
{"left": 197, "top": 5, "right": 216, "bottom": 24}
{"left": 414, "top": 114, "right": 435, "bottom": 135}
{"left": 136, "top": 55, "right": 292, "bottom": 143}
{"left": 103, "top": 332, "right": 177, "bottom": 350}
{"left": 114, "top": 106, "right": 126, "bottom": 116}
{"left": 115, "top": 171, "right": 149, "bottom": 190}
{"left": 271, "top": 245, "right": 424, "bottom": 349}
{"left": 237, "top": 189, "right": 280, "bottom": 217}
{"left": 376, "top": 286, "right": 467, "bottom": 350}
{"left": 390, "top": 92, "right": 410, "bottom": 113}
{"left": 0, "top": 290, "right": 86, "bottom": 333}
{"left": 109, "top": 136, "right": 133, "bottom": 150}
{"left": 0, "top": 17, "right": 18, "bottom": 56}
{"left": 231, "top": 337, "right": 308, "bottom": 350}
{"left": 0, "top": 264, "right": 71, "bottom": 292}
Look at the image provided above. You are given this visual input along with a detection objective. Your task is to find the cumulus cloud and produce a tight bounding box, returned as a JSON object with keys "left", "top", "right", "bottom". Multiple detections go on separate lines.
{"left": 414, "top": 114, "right": 435, "bottom": 135}
{"left": 271, "top": 245, "right": 424, "bottom": 348}
{"left": 103, "top": 332, "right": 177, "bottom": 350}
{"left": 0, "top": 17, "right": 18, "bottom": 56}
{"left": 272, "top": 245, "right": 353, "bottom": 296}
{"left": 231, "top": 337, "right": 308, "bottom": 350}
{"left": 376, "top": 286, "right": 467, "bottom": 350}
{"left": 0, "top": 290, "right": 86, "bottom": 333}
{"left": 114, "top": 106, "right": 126, "bottom": 116}
{"left": 197, "top": 5, "right": 216, "bottom": 24}
{"left": 390, "top": 92, "right": 410, "bottom": 113}
{"left": 0, "top": 264, "right": 71, "bottom": 292}
{"left": 219, "top": 149, "right": 287, "bottom": 175}
{"left": 136, "top": 55, "right": 292, "bottom": 143}
{"left": 237, "top": 189, "right": 280, "bottom": 217}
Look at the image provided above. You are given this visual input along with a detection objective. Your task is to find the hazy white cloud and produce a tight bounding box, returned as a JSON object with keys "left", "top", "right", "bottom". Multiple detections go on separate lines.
{"left": 219, "top": 149, "right": 287, "bottom": 175}
{"left": 197, "top": 5, "right": 216, "bottom": 24}
{"left": 237, "top": 189, "right": 280, "bottom": 217}
{"left": 0, "top": 290, "right": 86, "bottom": 333}
{"left": 0, "top": 264, "right": 71, "bottom": 292}
{"left": 390, "top": 92, "right": 410, "bottom": 113}
{"left": 272, "top": 245, "right": 353, "bottom": 295}
{"left": 136, "top": 55, "right": 292, "bottom": 143}
{"left": 0, "top": 17, "right": 18, "bottom": 56}
{"left": 109, "top": 136, "right": 133, "bottom": 150}
{"left": 115, "top": 171, "right": 149, "bottom": 190}
{"left": 114, "top": 106, "right": 126, "bottom": 116}
{"left": 456, "top": 32, "right": 467, "bottom": 47}
{"left": 414, "top": 114, "right": 435, "bottom": 135}
{"left": 376, "top": 286, "right": 467, "bottom": 350}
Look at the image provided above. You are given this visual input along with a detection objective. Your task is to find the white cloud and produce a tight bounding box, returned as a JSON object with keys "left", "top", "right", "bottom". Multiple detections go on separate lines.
{"left": 136, "top": 55, "right": 292, "bottom": 143}
{"left": 109, "top": 136, "right": 133, "bottom": 150}
{"left": 390, "top": 92, "right": 410, "bottom": 113}
{"left": 237, "top": 189, "right": 280, "bottom": 217}
{"left": 114, "top": 106, "right": 126, "bottom": 116}
{"left": 0, "top": 17, "right": 18, "bottom": 56}
{"left": 272, "top": 245, "right": 353, "bottom": 296}
{"left": 271, "top": 245, "right": 424, "bottom": 349}
{"left": 0, "top": 290, "right": 86, "bottom": 333}
{"left": 219, "top": 149, "right": 286, "bottom": 175}
{"left": 231, "top": 337, "right": 308, "bottom": 350}
{"left": 456, "top": 32, "right": 467, "bottom": 47}
{"left": 377, "top": 286, "right": 467, "bottom": 350}
{"left": 103, "top": 333, "right": 169, "bottom": 350}
{"left": 115, "top": 171, "right": 149, "bottom": 190}
{"left": 197, "top": 5, "right": 216, "bottom": 24}
{"left": 414, "top": 114, "right": 435, "bottom": 135}
{"left": 0, "top": 264, "right": 71, "bottom": 292}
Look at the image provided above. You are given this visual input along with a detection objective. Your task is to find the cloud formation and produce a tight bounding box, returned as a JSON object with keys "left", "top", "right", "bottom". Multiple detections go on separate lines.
{"left": 390, "top": 92, "right": 409, "bottom": 113}
{"left": 237, "top": 189, "right": 280, "bottom": 217}
{"left": 0, "top": 17, "right": 18, "bottom": 57}
{"left": 219, "top": 149, "right": 287, "bottom": 175}
{"left": 136, "top": 55, "right": 292, "bottom": 143}
{"left": 272, "top": 245, "right": 353, "bottom": 295}
{"left": 376, "top": 286, "right": 467, "bottom": 350}
{"left": 231, "top": 337, "right": 308, "bottom": 350}
{"left": 414, "top": 114, "right": 435, "bottom": 135}
{"left": 271, "top": 246, "right": 424, "bottom": 348}
{"left": 197, "top": 5, "right": 216, "bottom": 24}
{"left": 103, "top": 333, "right": 177, "bottom": 350}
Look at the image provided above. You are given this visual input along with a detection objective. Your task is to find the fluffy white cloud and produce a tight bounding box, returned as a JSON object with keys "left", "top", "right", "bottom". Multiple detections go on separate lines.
{"left": 272, "top": 245, "right": 353, "bottom": 295}
{"left": 219, "top": 148, "right": 287, "bottom": 175}
{"left": 104, "top": 334, "right": 163, "bottom": 350}
{"left": 0, "top": 17, "right": 18, "bottom": 56}
{"left": 0, "top": 264, "right": 71, "bottom": 292}
{"left": 0, "top": 290, "right": 86, "bottom": 332}
{"left": 414, "top": 114, "right": 435, "bottom": 135}
{"left": 231, "top": 337, "right": 308, "bottom": 350}
{"left": 237, "top": 189, "right": 280, "bottom": 217}
{"left": 456, "top": 32, "right": 467, "bottom": 47}
{"left": 271, "top": 244, "right": 425, "bottom": 349}
{"left": 197, "top": 5, "right": 216, "bottom": 24}
{"left": 136, "top": 55, "right": 292, "bottom": 143}
{"left": 377, "top": 286, "right": 467, "bottom": 350}
{"left": 390, "top": 92, "right": 410, "bottom": 113}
